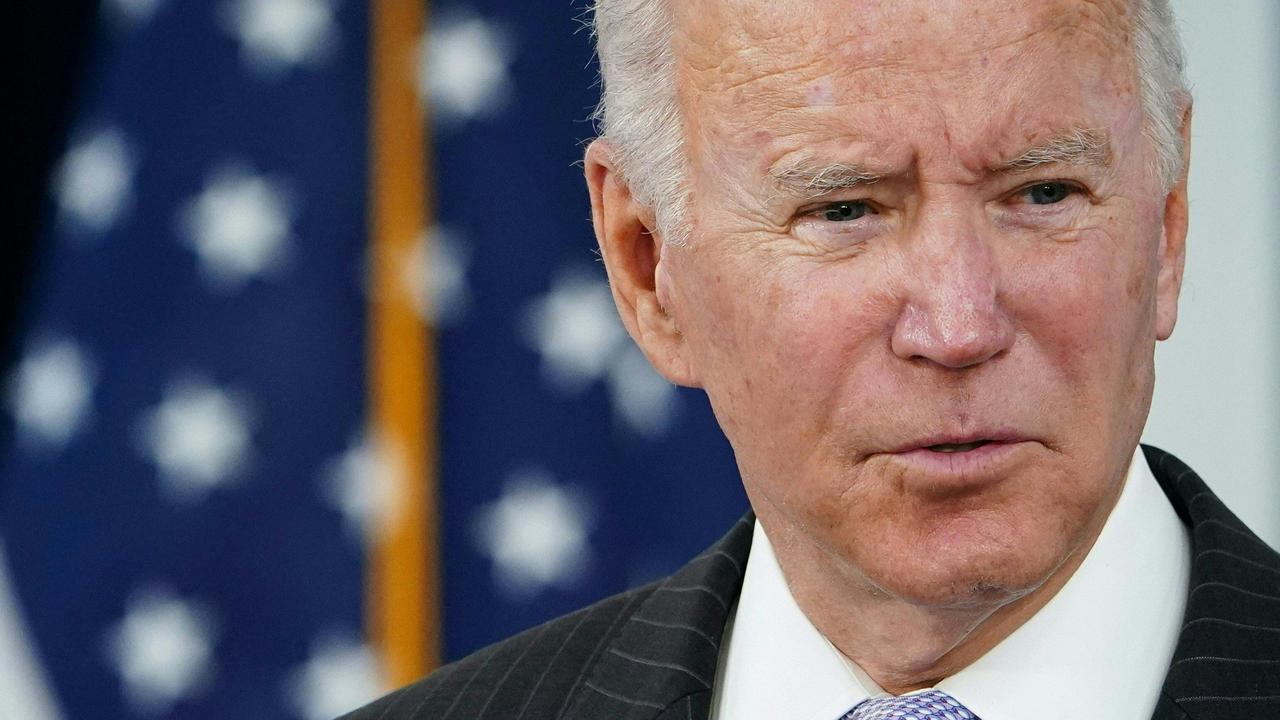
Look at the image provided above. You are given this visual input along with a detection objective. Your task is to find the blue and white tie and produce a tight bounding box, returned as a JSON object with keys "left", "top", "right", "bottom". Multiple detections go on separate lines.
{"left": 842, "top": 689, "right": 981, "bottom": 720}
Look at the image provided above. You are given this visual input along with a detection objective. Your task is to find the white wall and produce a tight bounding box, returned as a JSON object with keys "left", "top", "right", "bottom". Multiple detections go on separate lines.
{"left": 1144, "top": 0, "right": 1280, "bottom": 547}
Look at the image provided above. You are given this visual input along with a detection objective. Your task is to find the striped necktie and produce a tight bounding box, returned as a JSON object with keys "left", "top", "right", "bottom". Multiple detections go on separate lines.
{"left": 842, "top": 689, "right": 981, "bottom": 720}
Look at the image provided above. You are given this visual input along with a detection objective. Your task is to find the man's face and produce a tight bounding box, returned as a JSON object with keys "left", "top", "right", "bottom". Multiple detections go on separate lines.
{"left": 656, "top": 0, "right": 1187, "bottom": 606}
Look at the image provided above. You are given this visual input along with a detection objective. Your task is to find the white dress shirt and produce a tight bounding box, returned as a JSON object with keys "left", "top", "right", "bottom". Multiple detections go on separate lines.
{"left": 710, "top": 446, "right": 1191, "bottom": 720}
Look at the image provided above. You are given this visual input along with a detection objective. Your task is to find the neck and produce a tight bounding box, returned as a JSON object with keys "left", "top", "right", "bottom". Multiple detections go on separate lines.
{"left": 767, "top": 518, "right": 1104, "bottom": 695}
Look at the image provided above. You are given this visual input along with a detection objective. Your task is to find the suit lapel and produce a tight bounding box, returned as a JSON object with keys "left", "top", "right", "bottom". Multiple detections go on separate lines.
{"left": 561, "top": 515, "right": 753, "bottom": 720}
{"left": 1143, "top": 445, "right": 1280, "bottom": 720}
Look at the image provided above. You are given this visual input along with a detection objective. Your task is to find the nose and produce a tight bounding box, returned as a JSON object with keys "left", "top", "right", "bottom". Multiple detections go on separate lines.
{"left": 890, "top": 218, "right": 1016, "bottom": 369}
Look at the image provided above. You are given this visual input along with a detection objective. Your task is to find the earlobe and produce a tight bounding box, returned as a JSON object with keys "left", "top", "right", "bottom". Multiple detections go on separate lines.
{"left": 584, "top": 140, "right": 700, "bottom": 386}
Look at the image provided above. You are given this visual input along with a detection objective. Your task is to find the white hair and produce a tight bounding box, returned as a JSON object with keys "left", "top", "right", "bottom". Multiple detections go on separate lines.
{"left": 590, "top": 0, "right": 1190, "bottom": 243}
{"left": 1132, "top": 0, "right": 1191, "bottom": 190}
{"left": 590, "top": 0, "right": 689, "bottom": 243}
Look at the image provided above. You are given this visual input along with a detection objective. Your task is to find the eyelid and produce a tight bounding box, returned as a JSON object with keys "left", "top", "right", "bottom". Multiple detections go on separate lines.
{"left": 1006, "top": 179, "right": 1090, "bottom": 203}
{"left": 798, "top": 198, "right": 878, "bottom": 217}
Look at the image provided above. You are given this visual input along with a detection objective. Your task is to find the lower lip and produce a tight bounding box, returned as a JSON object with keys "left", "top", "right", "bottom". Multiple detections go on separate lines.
{"left": 885, "top": 442, "right": 1031, "bottom": 484}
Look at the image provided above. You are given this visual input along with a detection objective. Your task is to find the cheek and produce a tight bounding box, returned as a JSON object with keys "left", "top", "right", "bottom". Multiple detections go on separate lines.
{"left": 1004, "top": 222, "right": 1159, "bottom": 420}
{"left": 677, "top": 253, "right": 896, "bottom": 474}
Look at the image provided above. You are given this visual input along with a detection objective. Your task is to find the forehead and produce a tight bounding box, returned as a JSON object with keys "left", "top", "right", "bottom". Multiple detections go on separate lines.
{"left": 672, "top": 0, "right": 1139, "bottom": 173}
{"left": 674, "top": 0, "right": 1132, "bottom": 79}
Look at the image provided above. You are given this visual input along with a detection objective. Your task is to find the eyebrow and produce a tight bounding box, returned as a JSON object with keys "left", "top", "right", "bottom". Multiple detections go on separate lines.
{"left": 997, "top": 128, "right": 1113, "bottom": 173}
{"left": 768, "top": 160, "right": 885, "bottom": 199}
{"left": 766, "top": 128, "right": 1113, "bottom": 199}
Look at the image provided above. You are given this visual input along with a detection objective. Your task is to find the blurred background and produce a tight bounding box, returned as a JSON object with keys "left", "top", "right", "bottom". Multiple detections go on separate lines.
{"left": 1, "top": 1, "right": 1275, "bottom": 718}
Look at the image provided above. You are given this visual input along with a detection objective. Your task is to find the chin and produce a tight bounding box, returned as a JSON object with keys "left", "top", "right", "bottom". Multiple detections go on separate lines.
{"left": 852, "top": 530, "right": 1066, "bottom": 609}
{"left": 879, "top": 568, "right": 1045, "bottom": 610}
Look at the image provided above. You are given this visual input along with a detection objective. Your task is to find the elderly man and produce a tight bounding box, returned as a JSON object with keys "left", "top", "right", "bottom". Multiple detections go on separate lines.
{"left": 347, "top": 0, "right": 1280, "bottom": 718}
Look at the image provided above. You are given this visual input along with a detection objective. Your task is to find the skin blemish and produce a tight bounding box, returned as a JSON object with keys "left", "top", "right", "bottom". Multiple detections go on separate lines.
{"left": 807, "top": 76, "right": 836, "bottom": 106}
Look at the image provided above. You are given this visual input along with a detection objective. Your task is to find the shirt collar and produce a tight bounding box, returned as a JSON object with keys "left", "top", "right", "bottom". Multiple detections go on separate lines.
{"left": 711, "top": 518, "right": 873, "bottom": 720}
{"left": 712, "top": 446, "right": 1190, "bottom": 720}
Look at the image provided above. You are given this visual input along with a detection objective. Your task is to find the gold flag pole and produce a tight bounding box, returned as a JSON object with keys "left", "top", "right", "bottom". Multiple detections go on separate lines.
{"left": 368, "top": 0, "right": 441, "bottom": 685}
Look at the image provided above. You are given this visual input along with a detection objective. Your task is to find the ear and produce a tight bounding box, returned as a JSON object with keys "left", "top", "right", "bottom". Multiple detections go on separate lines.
{"left": 1155, "top": 103, "right": 1192, "bottom": 341}
{"left": 584, "top": 139, "right": 700, "bottom": 386}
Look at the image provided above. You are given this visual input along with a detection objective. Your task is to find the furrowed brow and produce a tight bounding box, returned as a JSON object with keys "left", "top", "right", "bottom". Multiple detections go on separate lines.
{"left": 998, "top": 128, "right": 1113, "bottom": 172}
{"left": 768, "top": 160, "right": 884, "bottom": 199}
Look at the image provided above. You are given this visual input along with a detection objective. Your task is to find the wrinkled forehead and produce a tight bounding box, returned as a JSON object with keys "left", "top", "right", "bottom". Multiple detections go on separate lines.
{"left": 672, "top": 0, "right": 1134, "bottom": 86}
{"left": 666, "top": 0, "right": 1144, "bottom": 187}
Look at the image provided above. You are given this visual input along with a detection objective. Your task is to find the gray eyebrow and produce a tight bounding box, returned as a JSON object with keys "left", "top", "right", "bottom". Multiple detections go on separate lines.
{"left": 766, "top": 128, "right": 1111, "bottom": 198}
{"left": 998, "top": 128, "right": 1113, "bottom": 172}
{"left": 768, "top": 160, "right": 885, "bottom": 199}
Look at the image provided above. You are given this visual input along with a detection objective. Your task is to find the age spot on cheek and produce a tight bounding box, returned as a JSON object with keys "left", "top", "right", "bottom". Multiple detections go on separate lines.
{"left": 1125, "top": 254, "right": 1151, "bottom": 301}
{"left": 807, "top": 76, "right": 835, "bottom": 107}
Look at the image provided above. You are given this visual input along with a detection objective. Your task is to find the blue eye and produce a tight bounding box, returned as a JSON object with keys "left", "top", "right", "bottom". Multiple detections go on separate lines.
{"left": 1022, "top": 182, "right": 1077, "bottom": 205}
{"left": 822, "top": 201, "right": 873, "bottom": 221}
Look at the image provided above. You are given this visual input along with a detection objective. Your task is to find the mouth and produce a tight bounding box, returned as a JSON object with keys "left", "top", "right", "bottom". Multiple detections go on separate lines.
{"left": 924, "top": 440, "right": 992, "bottom": 454}
{"left": 876, "top": 434, "right": 1036, "bottom": 485}
{"left": 886, "top": 432, "right": 1026, "bottom": 456}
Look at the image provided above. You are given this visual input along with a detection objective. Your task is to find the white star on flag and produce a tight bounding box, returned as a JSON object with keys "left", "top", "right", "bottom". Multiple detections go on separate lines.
{"left": 522, "top": 269, "right": 629, "bottom": 393}
{"left": 135, "top": 378, "right": 254, "bottom": 502}
{"left": 401, "top": 226, "right": 471, "bottom": 326}
{"left": 606, "top": 346, "right": 679, "bottom": 437}
{"left": 523, "top": 266, "right": 679, "bottom": 435}
{"left": 220, "top": 0, "right": 338, "bottom": 75}
{"left": 472, "top": 469, "right": 594, "bottom": 598}
{"left": 419, "top": 11, "right": 513, "bottom": 127}
{"left": 55, "top": 127, "right": 136, "bottom": 234}
{"left": 284, "top": 632, "right": 386, "bottom": 720}
{"left": 104, "top": 586, "right": 217, "bottom": 715}
{"left": 5, "top": 337, "right": 96, "bottom": 448}
{"left": 178, "top": 166, "right": 293, "bottom": 288}
{"left": 320, "top": 431, "right": 405, "bottom": 545}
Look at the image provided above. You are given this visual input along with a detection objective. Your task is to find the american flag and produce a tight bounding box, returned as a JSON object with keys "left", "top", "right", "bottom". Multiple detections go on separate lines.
{"left": 0, "top": 1, "right": 746, "bottom": 718}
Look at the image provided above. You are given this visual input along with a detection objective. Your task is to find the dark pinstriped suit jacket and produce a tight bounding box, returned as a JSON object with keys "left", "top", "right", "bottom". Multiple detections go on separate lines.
{"left": 342, "top": 446, "right": 1280, "bottom": 720}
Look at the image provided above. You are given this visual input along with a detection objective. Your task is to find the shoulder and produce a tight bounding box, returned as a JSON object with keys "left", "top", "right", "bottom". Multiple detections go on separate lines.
{"left": 1142, "top": 445, "right": 1280, "bottom": 716}
{"left": 339, "top": 583, "right": 658, "bottom": 720}
{"left": 1142, "top": 444, "right": 1280, "bottom": 560}
{"left": 340, "top": 513, "right": 754, "bottom": 720}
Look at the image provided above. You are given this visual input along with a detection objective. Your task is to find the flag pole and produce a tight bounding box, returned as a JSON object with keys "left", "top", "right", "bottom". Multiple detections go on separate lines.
{"left": 369, "top": 0, "right": 440, "bottom": 685}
